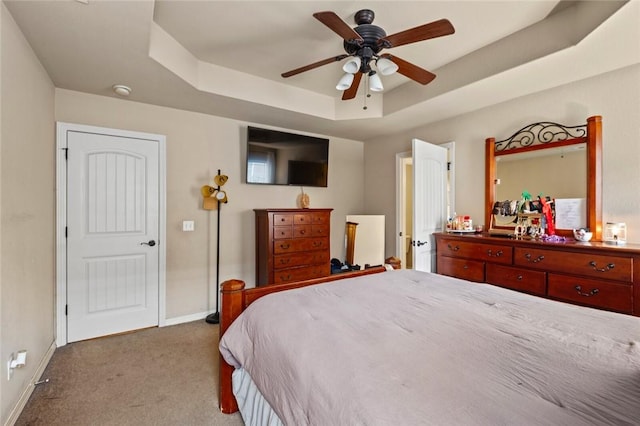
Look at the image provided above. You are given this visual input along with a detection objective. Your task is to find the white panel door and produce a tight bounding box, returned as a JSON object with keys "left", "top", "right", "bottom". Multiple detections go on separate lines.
{"left": 66, "top": 130, "right": 159, "bottom": 342}
{"left": 412, "top": 139, "right": 447, "bottom": 272}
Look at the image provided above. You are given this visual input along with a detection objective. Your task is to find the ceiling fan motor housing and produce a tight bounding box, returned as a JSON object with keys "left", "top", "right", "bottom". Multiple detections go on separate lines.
{"left": 343, "top": 24, "right": 386, "bottom": 72}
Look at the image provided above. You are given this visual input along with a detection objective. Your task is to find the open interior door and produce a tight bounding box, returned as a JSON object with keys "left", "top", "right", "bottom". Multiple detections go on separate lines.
{"left": 412, "top": 139, "right": 448, "bottom": 272}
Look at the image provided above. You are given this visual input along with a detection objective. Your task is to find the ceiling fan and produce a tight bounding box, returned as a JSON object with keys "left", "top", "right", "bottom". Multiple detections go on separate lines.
{"left": 281, "top": 9, "right": 455, "bottom": 100}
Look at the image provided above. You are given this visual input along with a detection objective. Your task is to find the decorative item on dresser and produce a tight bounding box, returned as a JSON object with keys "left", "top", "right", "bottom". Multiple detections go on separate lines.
{"left": 254, "top": 208, "right": 332, "bottom": 286}
{"left": 435, "top": 232, "right": 640, "bottom": 316}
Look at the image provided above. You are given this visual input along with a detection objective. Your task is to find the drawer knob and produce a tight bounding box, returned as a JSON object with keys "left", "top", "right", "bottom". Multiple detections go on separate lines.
{"left": 463, "top": 264, "right": 468, "bottom": 269}
{"left": 589, "top": 261, "right": 615, "bottom": 272}
{"left": 517, "top": 275, "right": 523, "bottom": 281}
{"left": 447, "top": 244, "right": 460, "bottom": 252}
{"left": 280, "top": 243, "right": 290, "bottom": 249}
{"left": 280, "top": 274, "right": 292, "bottom": 281}
{"left": 575, "top": 285, "right": 599, "bottom": 297}
{"left": 524, "top": 253, "right": 544, "bottom": 263}
{"left": 280, "top": 258, "right": 290, "bottom": 264}
{"left": 487, "top": 249, "right": 503, "bottom": 257}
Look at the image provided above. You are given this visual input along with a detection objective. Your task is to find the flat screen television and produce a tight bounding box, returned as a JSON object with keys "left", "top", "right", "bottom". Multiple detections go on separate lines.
{"left": 246, "top": 126, "right": 329, "bottom": 187}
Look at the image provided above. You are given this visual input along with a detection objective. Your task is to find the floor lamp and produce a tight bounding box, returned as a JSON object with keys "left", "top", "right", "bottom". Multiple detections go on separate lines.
{"left": 201, "top": 170, "right": 229, "bottom": 324}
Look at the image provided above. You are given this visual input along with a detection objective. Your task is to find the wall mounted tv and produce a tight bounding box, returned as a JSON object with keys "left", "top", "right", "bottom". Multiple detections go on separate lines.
{"left": 246, "top": 126, "right": 329, "bottom": 187}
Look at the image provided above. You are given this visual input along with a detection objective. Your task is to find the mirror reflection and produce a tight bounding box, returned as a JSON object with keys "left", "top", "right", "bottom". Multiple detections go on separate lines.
{"left": 495, "top": 144, "right": 586, "bottom": 202}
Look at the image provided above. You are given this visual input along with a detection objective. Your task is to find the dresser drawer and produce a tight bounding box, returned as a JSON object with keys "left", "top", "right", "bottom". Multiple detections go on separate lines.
{"left": 273, "top": 237, "right": 329, "bottom": 254}
{"left": 293, "top": 225, "right": 312, "bottom": 238}
{"left": 437, "top": 256, "right": 484, "bottom": 282}
{"left": 311, "top": 224, "right": 329, "bottom": 237}
{"left": 273, "top": 214, "right": 293, "bottom": 226}
{"left": 273, "top": 226, "right": 292, "bottom": 239}
{"left": 273, "top": 264, "right": 330, "bottom": 284}
{"left": 486, "top": 263, "right": 546, "bottom": 296}
{"left": 294, "top": 214, "right": 312, "bottom": 225}
{"left": 273, "top": 251, "right": 329, "bottom": 270}
{"left": 437, "top": 238, "right": 513, "bottom": 265}
{"left": 311, "top": 213, "right": 330, "bottom": 225}
{"left": 514, "top": 248, "right": 632, "bottom": 282}
{"left": 548, "top": 274, "right": 633, "bottom": 314}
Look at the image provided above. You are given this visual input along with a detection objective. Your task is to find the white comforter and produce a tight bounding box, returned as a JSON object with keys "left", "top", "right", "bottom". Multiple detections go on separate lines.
{"left": 219, "top": 269, "right": 640, "bottom": 425}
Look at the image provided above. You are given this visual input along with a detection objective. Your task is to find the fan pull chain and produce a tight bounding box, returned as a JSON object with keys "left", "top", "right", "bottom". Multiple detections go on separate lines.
{"left": 363, "top": 74, "right": 370, "bottom": 110}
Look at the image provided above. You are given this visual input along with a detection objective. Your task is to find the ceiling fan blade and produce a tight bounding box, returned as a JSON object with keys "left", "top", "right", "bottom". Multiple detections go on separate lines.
{"left": 342, "top": 72, "right": 363, "bottom": 100}
{"left": 313, "top": 11, "right": 364, "bottom": 43}
{"left": 382, "top": 54, "right": 436, "bottom": 85}
{"left": 282, "top": 54, "right": 348, "bottom": 78}
{"left": 380, "top": 19, "right": 455, "bottom": 48}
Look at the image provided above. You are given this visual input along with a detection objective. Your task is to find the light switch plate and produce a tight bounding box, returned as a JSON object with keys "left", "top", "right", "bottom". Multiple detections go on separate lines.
{"left": 182, "top": 220, "right": 195, "bottom": 232}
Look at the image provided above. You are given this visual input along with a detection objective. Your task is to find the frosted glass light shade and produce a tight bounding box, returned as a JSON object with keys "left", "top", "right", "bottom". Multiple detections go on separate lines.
{"left": 376, "top": 57, "right": 399, "bottom": 75}
{"left": 342, "top": 56, "right": 361, "bottom": 73}
{"left": 336, "top": 73, "right": 354, "bottom": 90}
{"left": 369, "top": 73, "right": 384, "bottom": 92}
{"left": 603, "top": 222, "right": 626, "bottom": 245}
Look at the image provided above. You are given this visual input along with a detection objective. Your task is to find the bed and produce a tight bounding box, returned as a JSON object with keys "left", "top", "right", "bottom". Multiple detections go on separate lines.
{"left": 218, "top": 268, "right": 640, "bottom": 425}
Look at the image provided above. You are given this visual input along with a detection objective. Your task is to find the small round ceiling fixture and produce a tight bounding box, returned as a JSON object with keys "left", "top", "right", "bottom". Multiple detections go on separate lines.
{"left": 112, "top": 84, "right": 131, "bottom": 97}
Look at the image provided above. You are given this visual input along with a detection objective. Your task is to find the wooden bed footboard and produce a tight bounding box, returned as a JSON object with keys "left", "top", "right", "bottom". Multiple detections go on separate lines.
{"left": 218, "top": 266, "right": 387, "bottom": 414}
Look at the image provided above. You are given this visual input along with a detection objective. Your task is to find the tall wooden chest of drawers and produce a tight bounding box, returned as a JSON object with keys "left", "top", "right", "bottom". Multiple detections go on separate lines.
{"left": 254, "top": 208, "right": 332, "bottom": 287}
{"left": 434, "top": 232, "right": 640, "bottom": 316}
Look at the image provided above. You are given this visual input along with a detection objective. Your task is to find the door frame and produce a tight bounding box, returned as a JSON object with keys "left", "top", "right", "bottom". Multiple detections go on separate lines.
{"left": 395, "top": 151, "right": 411, "bottom": 270}
{"left": 396, "top": 141, "right": 455, "bottom": 269}
{"left": 55, "top": 122, "right": 167, "bottom": 347}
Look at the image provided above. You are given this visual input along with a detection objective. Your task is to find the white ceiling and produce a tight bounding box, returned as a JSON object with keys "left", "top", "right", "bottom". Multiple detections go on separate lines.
{"left": 4, "top": 0, "right": 638, "bottom": 141}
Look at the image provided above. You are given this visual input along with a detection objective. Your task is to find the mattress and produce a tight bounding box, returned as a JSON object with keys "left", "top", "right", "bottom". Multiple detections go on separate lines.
{"left": 220, "top": 269, "right": 640, "bottom": 425}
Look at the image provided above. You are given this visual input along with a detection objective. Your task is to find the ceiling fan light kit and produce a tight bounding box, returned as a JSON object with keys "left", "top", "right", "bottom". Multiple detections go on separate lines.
{"left": 336, "top": 73, "right": 355, "bottom": 90}
{"left": 342, "top": 56, "right": 361, "bottom": 74}
{"left": 376, "top": 57, "right": 399, "bottom": 76}
{"left": 368, "top": 72, "right": 384, "bottom": 92}
{"left": 282, "top": 9, "right": 455, "bottom": 101}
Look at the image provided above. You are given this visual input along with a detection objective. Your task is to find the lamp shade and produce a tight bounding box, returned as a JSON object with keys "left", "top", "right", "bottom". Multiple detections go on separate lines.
{"left": 369, "top": 72, "right": 384, "bottom": 92}
{"left": 603, "top": 222, "right": 626, "bottom": 245}
{"left": 336, "top": 73, "right": 355, "bottom": 90}
{"left": 342, "top": 56, "right": 361, "bottom": 74}
{"left": 376, "top": 57, "right": 399, "bottom": 75}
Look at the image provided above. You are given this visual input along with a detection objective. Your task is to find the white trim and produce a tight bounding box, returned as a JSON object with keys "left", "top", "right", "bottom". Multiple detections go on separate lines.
{"left": 395, "top": 151, "right": 411, "bottom": 270}
{"left": 55, "top": 124, "right": 68, "bottom": 347}
{"left": 441, "top": 141, "right": 456, "bottom": 218}
{"left": 163, "top": 309, "right": 218, "bottom": 327}
{"left": 55, "top": 122, "right": 167, "bottom": 346}
{"left": 157, "top": 133, "right": 167, "bottom": 327}
{"left": 4, "top": 341, "right": 56, "bottom": 426}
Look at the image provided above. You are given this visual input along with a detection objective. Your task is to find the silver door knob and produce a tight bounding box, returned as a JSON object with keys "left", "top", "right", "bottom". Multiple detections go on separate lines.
{"left": 141, "top": 240, "right": 156, "bottom": 247}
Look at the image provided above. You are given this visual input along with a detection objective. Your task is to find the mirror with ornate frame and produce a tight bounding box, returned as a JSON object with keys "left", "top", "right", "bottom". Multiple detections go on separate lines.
{"left": 485, "top": 116, "right": 602, "bottom": 240}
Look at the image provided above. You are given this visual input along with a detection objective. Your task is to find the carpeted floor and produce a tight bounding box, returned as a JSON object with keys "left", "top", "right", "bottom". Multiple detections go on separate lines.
{"left": 16, "top": 320, "right": 244, "bottom": 425}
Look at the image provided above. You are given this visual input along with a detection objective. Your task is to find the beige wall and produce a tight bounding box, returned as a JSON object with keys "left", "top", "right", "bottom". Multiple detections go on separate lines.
{"left": 364, "top": 64, "right": 640, "bottom": 255}
{"left": 1, "top": 3, "right": 56, "bottom": 423}
{"left": 55, "top": 90, "right": 366, "bottom": 319}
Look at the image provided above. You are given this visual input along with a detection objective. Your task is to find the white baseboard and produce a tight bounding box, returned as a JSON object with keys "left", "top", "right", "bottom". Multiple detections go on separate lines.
{"left": 4, "top": 341, "right": 56, "bottom": 426}
{"left": 163, "top": 309, "right": 217, "bottom": 327}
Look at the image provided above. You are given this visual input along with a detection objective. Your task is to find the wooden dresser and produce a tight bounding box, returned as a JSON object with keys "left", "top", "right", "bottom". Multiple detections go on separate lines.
{"left": 254, "top": 208, "right": 332, "bottom": 287}
{"left": 434, "top": 232, "right": 640, "bottom": 316}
